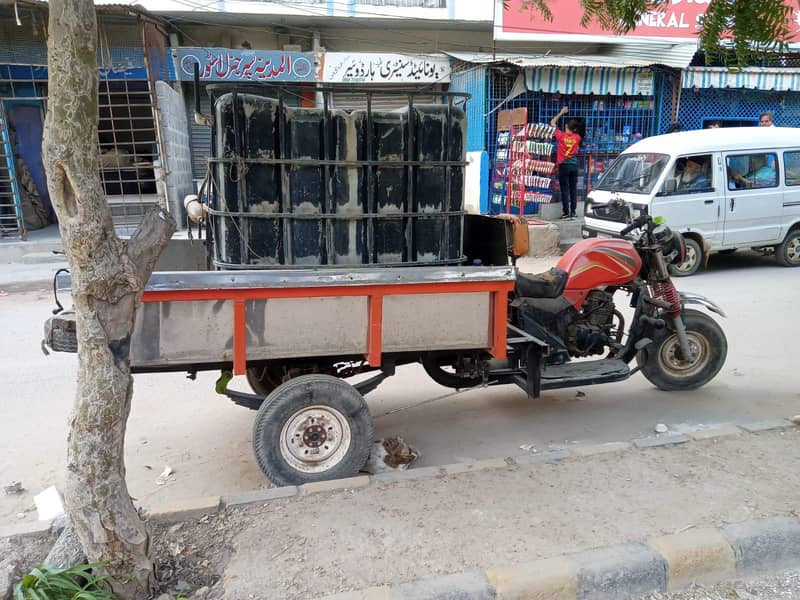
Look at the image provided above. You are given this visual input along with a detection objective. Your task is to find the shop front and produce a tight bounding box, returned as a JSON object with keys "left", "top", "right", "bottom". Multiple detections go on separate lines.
{"left": 0, "top": 5, "right": 174, "bottom": 239}
{"left": 678, "top": 66, "right": 800, "bottom": 129}
{"left": 484, "top": 64, "right": 675, "bottom": 218}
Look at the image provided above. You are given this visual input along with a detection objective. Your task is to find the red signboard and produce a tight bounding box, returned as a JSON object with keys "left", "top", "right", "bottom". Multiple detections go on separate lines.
{"left": 496, "top": 0, "right": 800, "bottom": 42}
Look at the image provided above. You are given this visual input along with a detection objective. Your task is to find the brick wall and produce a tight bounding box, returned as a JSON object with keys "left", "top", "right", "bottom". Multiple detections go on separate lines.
{"left": 156, "top": 81, "right": 193, "bottom": 228}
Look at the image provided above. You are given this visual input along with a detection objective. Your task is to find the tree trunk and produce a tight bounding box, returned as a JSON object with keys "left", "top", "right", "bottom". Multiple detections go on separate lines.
{"left": 42, "top": 1, "right": 176, "bottom": 597}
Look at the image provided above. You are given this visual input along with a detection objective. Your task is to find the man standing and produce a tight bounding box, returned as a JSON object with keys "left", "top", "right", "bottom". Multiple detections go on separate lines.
{"left": 550, "top": 106, "right": 583, "bottom": 220}
{"left": 760, "top": 112, "right": 775, "bottom": 127}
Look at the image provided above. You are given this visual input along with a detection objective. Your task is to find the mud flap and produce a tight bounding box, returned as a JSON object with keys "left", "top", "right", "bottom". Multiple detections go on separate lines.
{"left": 526, "top": 344, "right": 542, "bottom": 399}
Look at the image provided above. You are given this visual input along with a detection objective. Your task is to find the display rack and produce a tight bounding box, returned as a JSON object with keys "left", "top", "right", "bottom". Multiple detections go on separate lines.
{"left": 491, "top": 109, "right": 557, "bottom": 215}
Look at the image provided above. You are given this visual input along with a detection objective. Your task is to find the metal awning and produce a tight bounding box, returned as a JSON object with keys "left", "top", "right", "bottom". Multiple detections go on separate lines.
{"left": 445, "top": 42, "right": 697, "bottom": 70}
{"left": 524, "top": 66, "right": 654, "bottom": 95}
{"left": 682, "top": 67, "right": 800, "bottom": 91}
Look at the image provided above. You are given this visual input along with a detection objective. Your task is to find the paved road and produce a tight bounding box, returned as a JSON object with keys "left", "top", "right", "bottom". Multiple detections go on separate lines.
{"left": 1, "top": 250, "right": 798, "bottom": 525}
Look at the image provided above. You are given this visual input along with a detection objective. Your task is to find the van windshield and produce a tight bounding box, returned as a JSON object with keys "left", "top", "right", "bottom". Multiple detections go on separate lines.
{"left": 596, "top": 153, "right": 669, "bottom": 194}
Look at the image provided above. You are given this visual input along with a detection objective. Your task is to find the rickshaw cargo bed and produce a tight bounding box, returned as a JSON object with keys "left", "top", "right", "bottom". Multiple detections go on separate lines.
{"left": 131, "top": 266, "right": 515, "bottom": 373}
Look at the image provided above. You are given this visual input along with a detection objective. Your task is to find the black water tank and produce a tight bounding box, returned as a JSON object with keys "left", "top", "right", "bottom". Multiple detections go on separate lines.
{"left": 209, "top": 92, "right": 466, "bottom": 269}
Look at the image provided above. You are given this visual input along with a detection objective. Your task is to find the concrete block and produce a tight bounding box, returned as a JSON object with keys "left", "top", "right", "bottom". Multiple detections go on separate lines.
{"left": 527, "top": 223, "right": 561, "bottom": 258}
{"left": 0, "top": 519, "right": 53, "bottom": 540}
{"left": 370, "top": 466, "right": 444, "bottom": 484}
{"left": 394, "top": 571, "right": 494, "bottom": 600}
{"left": 575, "top": 543, "right": 667, "bottom": 599}
{"left": 487, "top": 556, "right": 577, "bottom": 600}
{"left": 147, "top": 495, "right": 221, "bottom": 522}
{"left": 221, "top": 486, "right": 298, "bottom": 508}
{"left": 322, "top": 586, "right": 393, "bottom": 600}
{"left": 571, "top": 442, "right": 632, "bottom": 457}
{"left": 633, "top": 434, "right": 690, "bottom": 449}
{"left": 509, "top": 450, "right": 570, "bottom": 466}
{"left": 649, "top": 528, "right": 736, "bottom": 590}
{"left": 688, "top": 425, "right": 743, "bottom": 441}
{"left": 739, "top": 420, "right": 792, "bottom": 433}
{"left": 721, "top": 516, "right": 800, "bottom": 577}
{"left": 300, "top": 475, "right": 370, "bottom": 495}
{"left": 440, "top": 458, "right": 509, "bottom": 476}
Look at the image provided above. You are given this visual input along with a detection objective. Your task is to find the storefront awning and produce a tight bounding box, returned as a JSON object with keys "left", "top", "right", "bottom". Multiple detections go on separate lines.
{"left": 445, "top": 42, "right": 697, "bottom": 70}
{"left": 682, "top": 67, "right": 800, "bottom": 91}
{"left": 525, "top": 66, "right": 654, "bottom": 95}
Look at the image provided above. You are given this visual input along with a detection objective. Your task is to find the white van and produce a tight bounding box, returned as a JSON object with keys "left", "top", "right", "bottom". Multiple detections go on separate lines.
{"left": 582, "top": 127, "right": 800, "bottom": 276}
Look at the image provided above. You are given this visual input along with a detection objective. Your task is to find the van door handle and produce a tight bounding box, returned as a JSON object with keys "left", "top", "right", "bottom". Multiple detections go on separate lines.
{"left": 730, "top": 198, "right": 735, "bottom": 211}
{"left": 704, "top": 199, "right": 714, "bottom": 204}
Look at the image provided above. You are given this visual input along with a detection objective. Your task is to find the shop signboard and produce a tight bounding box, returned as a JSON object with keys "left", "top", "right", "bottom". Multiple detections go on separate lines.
{"left": 495, "top": 0, "right": 800, "bottom": 43}
{"left": 174, "top": 48, "right": 317, "bottom": 82}
{"left": 320, "top": 53, "right": 451, "bottom": 84}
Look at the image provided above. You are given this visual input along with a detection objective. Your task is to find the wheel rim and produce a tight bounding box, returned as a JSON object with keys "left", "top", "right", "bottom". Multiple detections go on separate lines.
{"left": 656, "top": 330, "right": 711, "bottom": 378}
{"left": 785, "top": 234, "right": 800, "bottom": 264}
{"left": 279, "top": 404, "right": 352, "bottom": 473}
{"left": 675, "top": 243, "right": 698, "bottom": 273}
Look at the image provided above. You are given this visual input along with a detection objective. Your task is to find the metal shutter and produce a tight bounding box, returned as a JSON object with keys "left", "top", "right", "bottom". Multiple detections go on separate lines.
{"left": 329, "top": 90, "right": 444, "bottom": 112}
{"left": 186, "top": 85, "right": 212, "bottom": 180}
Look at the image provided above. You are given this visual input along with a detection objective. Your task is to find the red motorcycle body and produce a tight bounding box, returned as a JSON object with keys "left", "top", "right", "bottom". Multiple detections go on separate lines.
{"left": 556, "top": 238, "right": 643, "bottom": 309}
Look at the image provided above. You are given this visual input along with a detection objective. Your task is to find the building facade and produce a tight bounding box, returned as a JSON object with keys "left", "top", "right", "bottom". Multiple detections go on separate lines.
{"left": 2, "top": 0, "right": 800, "bottom": 240}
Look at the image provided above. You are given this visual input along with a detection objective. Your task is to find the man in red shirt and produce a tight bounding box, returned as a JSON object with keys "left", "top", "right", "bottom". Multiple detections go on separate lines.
{"left": 550, "top": 106, "right": 583, "bottom": 219}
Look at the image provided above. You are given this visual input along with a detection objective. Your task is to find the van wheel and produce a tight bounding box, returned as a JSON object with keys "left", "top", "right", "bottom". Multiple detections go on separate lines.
{"left": 776, "top": 229, "right": 800, "bottom": 267}
{"left": 669, "top": 237, "right": 702, "bottom": 277}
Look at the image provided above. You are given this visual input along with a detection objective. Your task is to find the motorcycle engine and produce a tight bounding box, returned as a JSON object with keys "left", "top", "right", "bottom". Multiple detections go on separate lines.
{"left": 566, "top": 290, "right": 616, "bottom": 357}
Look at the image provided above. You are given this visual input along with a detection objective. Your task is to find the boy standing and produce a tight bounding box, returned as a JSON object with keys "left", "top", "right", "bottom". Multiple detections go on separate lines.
{"left": 550, "top": 106, "right": 583, "bottom": 219}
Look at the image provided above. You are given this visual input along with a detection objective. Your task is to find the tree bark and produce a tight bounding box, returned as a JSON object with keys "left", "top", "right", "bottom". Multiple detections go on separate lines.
{"left": 42, "top": 1, "right": 176, "bottom": 597}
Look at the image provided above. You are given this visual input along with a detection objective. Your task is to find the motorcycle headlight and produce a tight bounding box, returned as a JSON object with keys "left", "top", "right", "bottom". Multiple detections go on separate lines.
{"left": 653, "top": 224, "right": 686, "bottom": 264}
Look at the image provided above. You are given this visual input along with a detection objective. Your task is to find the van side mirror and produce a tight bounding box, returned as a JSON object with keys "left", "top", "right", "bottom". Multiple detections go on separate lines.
{"left": 662, "top": 179, "right": 676, "bottom": 195}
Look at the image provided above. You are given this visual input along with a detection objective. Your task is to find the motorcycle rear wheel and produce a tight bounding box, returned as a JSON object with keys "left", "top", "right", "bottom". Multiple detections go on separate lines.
{"left": 422, "top": 353, "right": 484, "bottom": 389}
{"left": 637, "top": 309, "right": 727, "bottom": 391}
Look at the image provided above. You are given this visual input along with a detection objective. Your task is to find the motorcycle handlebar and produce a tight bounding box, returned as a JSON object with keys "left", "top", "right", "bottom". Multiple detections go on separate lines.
{"left": 620, "top": 216, "right": 648, "bottom": 237}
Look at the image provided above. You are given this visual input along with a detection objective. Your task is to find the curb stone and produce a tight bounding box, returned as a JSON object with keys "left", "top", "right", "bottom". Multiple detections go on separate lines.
{"left": 55, "top": 423, "right": 790, "bottom": 526}
{"left": 14, "top": 424, "right": 787, "bottom": 537}
{"left": 321, "top": 516, "right": 800, "bottom": 600}
{"left": 0, "top": 520, "right": 53, "bottom": 540}
{"left": 739, "top": 420, "right": 792, "bottom": 433}
{"left": 633, "top": 433, "right": 690, "bottom": 449}
{"left": 688, "top": 425, "right": 743, "bottom": 441}
{"left": 721, "top": 516, "right": 800, "bottom": 577}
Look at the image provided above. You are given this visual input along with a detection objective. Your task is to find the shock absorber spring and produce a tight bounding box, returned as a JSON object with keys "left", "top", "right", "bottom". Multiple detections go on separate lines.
{"left": 651, "top": 281, "right": 681, "bottom": 316}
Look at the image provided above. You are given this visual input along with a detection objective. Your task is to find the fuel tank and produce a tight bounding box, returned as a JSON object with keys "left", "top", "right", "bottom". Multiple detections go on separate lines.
{"left": 556, "top": 238, "right": 642, "bottom": 308}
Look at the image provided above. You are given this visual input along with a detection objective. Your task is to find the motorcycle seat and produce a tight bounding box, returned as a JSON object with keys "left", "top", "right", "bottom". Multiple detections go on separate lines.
{"left": 515, "top": 268, "right": 568, "bottom": 299}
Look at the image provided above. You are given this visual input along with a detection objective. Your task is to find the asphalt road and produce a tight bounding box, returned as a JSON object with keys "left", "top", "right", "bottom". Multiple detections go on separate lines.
{"left": 1, "top": 250, "right": 798, "bottom": 526}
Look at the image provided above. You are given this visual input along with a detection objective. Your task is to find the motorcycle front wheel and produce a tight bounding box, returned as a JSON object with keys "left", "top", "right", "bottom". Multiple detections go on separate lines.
{"left": 637, "top": 309, "right": 727, "bottom": 391}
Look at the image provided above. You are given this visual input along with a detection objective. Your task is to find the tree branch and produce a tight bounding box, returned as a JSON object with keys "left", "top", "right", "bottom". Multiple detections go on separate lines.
{"left": 127, "top": 206, "right": 177, "bottom": 287}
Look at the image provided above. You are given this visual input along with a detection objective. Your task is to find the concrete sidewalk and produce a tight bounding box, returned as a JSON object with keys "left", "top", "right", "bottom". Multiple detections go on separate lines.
{"left": 221, "top": 426, "right": 799, "bottom": 599}
{"left": 143, "top": 424, "right": 800, "bottom": 599}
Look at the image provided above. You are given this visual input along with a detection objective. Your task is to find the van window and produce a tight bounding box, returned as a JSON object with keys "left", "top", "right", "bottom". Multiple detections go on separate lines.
{"left": 596, "top": 153, "right": 669, "bottom": 194}
{"left": 784, "top": 151, "right": 800, "bottom": 186}
{"left": 663, "top": 154, "right": 713, "bottom": 194}
{"left": 726, "top": 153, "right": 778, "bottom": 190}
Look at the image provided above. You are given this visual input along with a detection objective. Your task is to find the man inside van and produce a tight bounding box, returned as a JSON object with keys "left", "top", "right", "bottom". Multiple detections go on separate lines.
{"left": 749, "top": 154, "right": 776, "bottom": 186}
{"left": 678, "top": 156, "right": 711, "bottom": 191}
{"left": 728, "top": 154, "right": 775, "bottom": 188}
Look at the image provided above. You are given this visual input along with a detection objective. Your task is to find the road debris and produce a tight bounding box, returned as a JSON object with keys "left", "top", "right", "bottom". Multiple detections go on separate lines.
{"left": 363, "top": 437, "right": 420, "bottom": 474}
{"left": 4, "top": 481, "right": 23, "bottom": 495}
{"left": 156, "top": 465, "right": 175, "bottom": 486}
{"left": 33, "top": 486, "right": 64, "bottom": 521}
